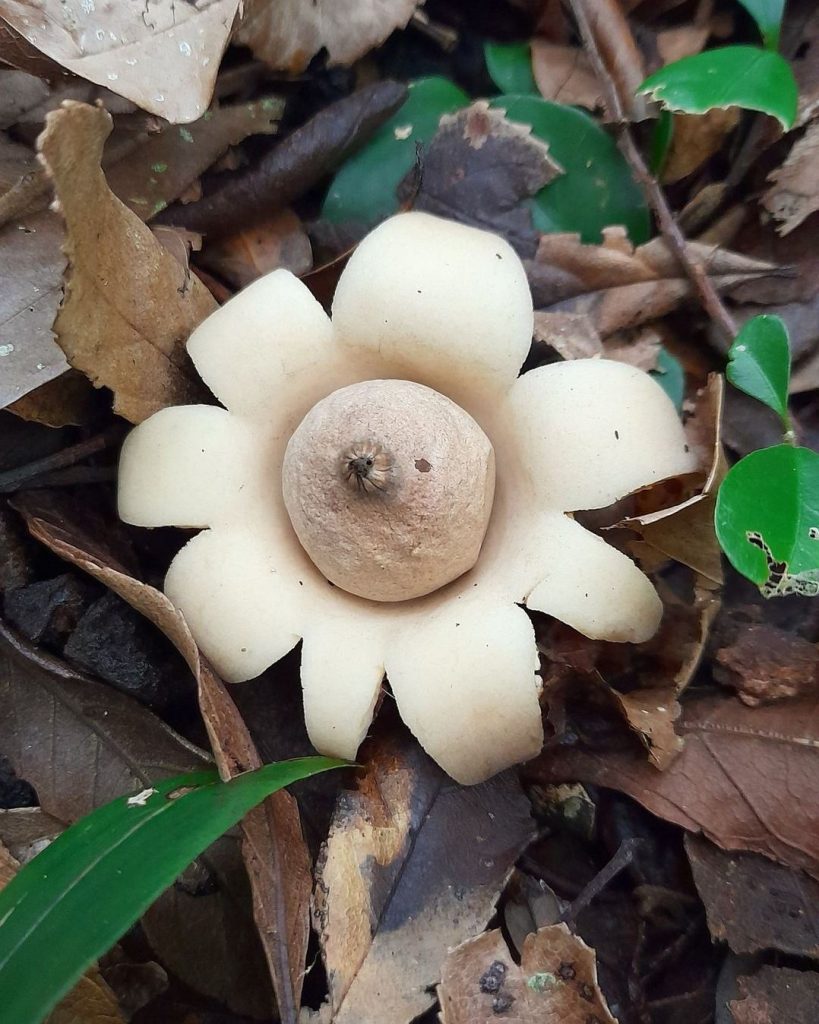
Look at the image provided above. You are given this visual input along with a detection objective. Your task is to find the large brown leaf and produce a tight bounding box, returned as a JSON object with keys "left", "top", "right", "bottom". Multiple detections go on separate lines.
{"left": 438, "top": 924, "right": 615, "bottom": 1024}
{"left": 311, "top": 731, "right": 534, "bottom": 1024}
{"left": 0, "top": 0, "right": 239, "bottom": 123}
{"left": 15, "top": 495, "right": 312, "bottom": 1024}
{"left": 38, "top": 100, "right": 216, "bottom": 423}
{"left": 529, "top": 692, "right": 819, "bottom": 880}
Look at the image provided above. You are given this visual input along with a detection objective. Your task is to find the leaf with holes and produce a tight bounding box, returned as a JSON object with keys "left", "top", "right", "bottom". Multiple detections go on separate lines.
{"left": 638, "top": 46, "right": 797, "bottom": 130}
{"left": 0, "top": 759, "right": 342, "bottom": 1024}
{"left": 727, "top": 315, "right": 791, "bottom": 423}
{"left": 715, "top": 444, "right": 819, "bottom": 595}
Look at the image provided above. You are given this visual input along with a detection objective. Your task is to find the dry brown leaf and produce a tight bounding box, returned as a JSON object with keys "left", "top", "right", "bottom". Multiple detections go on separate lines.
{"left": 730, "top": 966, "right": 819, "bottom": 1024}
{"left": 38, "top": 100, "right": 216, "bottom": 423}
{"left": 200, "top": 207, "right": 313, "bottom": 288}
{"left": 14, "top": 497, "right": 311, "bottom": 1024}
{"left": 106, "top": 95, "right": 284, "bottom": 221}
{"left": 438, "top": 924, "right": 616, "bottom": 1024}
{"left": 619, "top": 375, "right": 726, "bottom": 584}
{"left": 763, "top": 122, "right": 819, "bottom": 236}
{"left": 527, "top": 230, "right": 779, "bottom": 336}
{"left": 714, "top": 622, "right": 819, "bottom": 707}
{"left": 0, "top": 0, "right": 239, "bottom": 123}
{"left": 685, "top": 835, "right": 819, "bottom": 959}
{"left": 662, "top": 107, "right": 740, "bottom": 185}
{"left": 603, "top": 325, "right": 661, "bottom": 370}
{"left": 569, "top": 0, "right": 648, "bottom": 120}
{"left": 531, "top": 41, "right": 601, "bottom": 109}
{"left": 532, "top": 311, "right": 603, "bottom": 360}
{"left": 7, "top": 370, "right": 95, "bottom": 427}
{"left": 0, "top": 68, "right": 50, "bottom": 128}
{"left": 234, "top": 0, "right": 422, "bottom": 74}
{"left": 529, "top": 691, "right": 819, "bottom": 881}
{"left": 792, "top": 8, "right": 819, "bottom": 127}
{"left": 655, "top": 25, "right": 710, "bottom": 64}
{"left": 312, "top": 731, "right": 534, "bottom": 1024}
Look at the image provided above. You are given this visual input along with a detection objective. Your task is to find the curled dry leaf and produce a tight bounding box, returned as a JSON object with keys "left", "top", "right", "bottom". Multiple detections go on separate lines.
{"left": 529, "top": 691, "right": 819, "bottom": 881}
{"left": 527, "top": 230, "right": 780, "bottom": 337}
{"left": 402, "top": 101, "right": 561, "bottom": 258}
{"left": 531, "top": 41, "right": 601, "bottom": 109}
{"left": 13, "top": 496, "right": 313, "bottom": 1024}
{"left": 234, "top": 0, "right": 422, "bottom": 73}
{"left": 106, "top": 95, "right": 285, "bottom": 221}
{"left": 619, "top": 374, "right": 726, "bottom": 585}
{"left": 730, "top": 966, "right": 819, "bottom": 1024}
{"left": 38, "top": 100, "right": 216, "bottom": 423}
{"left": 200, "top": 208, "right": 313, "bottom": 288}
{"left": 438, "top": 924, "right": 616, "bottom": 1024}
{"left": 763, "top": 122, "right": 819, "bottom": 237}
{"left": 312, "top": 731, "right": 534, "bottom": 1024}
{"left": 0, "top": 0, "right": 240, "bottom": 123}
{"left": 685, "top": 835, "right": 819, "bottom": 959}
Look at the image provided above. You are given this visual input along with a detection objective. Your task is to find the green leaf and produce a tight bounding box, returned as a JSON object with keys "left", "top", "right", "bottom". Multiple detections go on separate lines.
{"left": 650, "top": 347, "right": 685, "bottom": 409}
{"left": 0, "top": 758, "right": 343, "bottom": 1024}
{"left": 726, "top": 314, "right": 791, "bottom": 423}
{"left": 638, "top": 46, "right": 798, "bottom": 130}
{"left": 322, "top": 77, "right": 469, "bottom": 226}
{"left": 491, "top": 95, "right": 651, "bottom": 243}
{"left": 737, "top": 0, "right": 785, "bottom": 50}
{"left": 715, "top": 445, "right": 819, "bottom": 595}
{"left": 484, "top": 41, "right": 537, "bottom": 94}
{"left": 648, "top": 108, "right": 674, "bottom": 176}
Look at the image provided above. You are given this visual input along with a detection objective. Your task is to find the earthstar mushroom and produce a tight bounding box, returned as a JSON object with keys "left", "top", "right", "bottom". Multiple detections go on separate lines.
{"left": 119, "top": 211, "right": 696, "bottom": 784}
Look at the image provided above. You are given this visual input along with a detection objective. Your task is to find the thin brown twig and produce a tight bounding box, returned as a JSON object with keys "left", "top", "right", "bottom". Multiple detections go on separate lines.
{"left": 0, "top": 426, "right": 124, "bottom": 494}
{"left": 566, "top": 0, "right": 738, "bottom": 342}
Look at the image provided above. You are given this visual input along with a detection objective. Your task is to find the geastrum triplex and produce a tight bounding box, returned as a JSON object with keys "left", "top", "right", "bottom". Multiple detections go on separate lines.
{"left": 119, "top": 212, "right": 695, "bottom": 784}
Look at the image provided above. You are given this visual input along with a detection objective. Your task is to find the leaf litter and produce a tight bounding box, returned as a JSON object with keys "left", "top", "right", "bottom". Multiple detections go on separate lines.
{"left": 2, "top": 1, "right": 819, "bottom": 1022}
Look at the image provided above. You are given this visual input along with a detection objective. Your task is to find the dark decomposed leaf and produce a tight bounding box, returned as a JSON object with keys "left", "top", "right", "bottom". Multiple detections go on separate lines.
{"left": 686, "top": 835, "right": 819, "bottom": 959}
{"left": 730, "top": 966, "right": 819, "bottom": 1024}
{"left": 312, "top": 728, "right": 535, "bottom": 1024}
{"left": 400, "top": 100, "right": 560, "bottom": 258}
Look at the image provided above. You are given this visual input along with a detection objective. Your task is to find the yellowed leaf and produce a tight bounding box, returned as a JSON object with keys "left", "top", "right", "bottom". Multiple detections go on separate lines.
{"left": 38, "top": 101, "right": 216, "bottom": 423}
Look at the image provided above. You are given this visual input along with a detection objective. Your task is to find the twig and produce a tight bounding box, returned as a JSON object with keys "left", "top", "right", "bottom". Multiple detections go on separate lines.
{"left": 566, "top": 0, "right": 738, "bottom": 342}
{"left": 0, "top": 426, "right": 124, "bottom": 495}
{"left": 559, "top": 837, "right": 641, "bottom": 924}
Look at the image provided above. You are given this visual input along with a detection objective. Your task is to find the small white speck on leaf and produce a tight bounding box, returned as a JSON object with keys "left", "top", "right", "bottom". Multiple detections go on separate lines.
{"left": 0, "top": 344, "right": 15, "bottom": 357}
{"left": 394, "top": 124, "right": 412, "bottom": 140}
{"left": 127, "top": 788, "right": 157, "bottom": 807}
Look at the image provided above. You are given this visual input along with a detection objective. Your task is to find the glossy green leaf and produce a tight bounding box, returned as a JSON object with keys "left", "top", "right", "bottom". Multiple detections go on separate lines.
{"left": 648, "top": 108, "right": 674, "bottom": 176}
{"left": 638, "top": 46, "right": 798, "bottom": 130}
{"left": 737, "top": 0, "right": 785, "bottom": 50}
{"left": 715, "top": 445, "right": 819, "bottom": 595}
{"left": 492, "top": 95, "right": 651, "bottom": 243}
{"left": 650, "top": 347, "right": 685, "bottom": 410}
{"left": 0, "top": 758, "right": 343, "bottom": 1024}
{"left": 484, "top": 41, "right": 537, "bottom": 94}
{"left": 322, "top": 76, "right": 469, "bottom": 226}
{"left": 727, "top": 314, "right": 791, "bottom": 423}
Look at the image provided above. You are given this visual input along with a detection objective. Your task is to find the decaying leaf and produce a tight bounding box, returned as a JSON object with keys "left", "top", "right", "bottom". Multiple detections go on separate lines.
{"left": 13, "top": 495, "right": 312, "bottom": 1024}
{"left": 531, "top": 41, "right": 601, "bottom": 109}
{"left": 730, "top": 966, "right": 819, "bottom": 1024}
{"left": 763, "top": 122, "right": 819, "bottom": 237}
{"left": 38, "top": 100, "right": 216, "bottom": 423}
{"left": 0, "top": 0, "right": 240, "bottom": 123}
{"left": 527, "top": 229, "right": 780, "bottom": 336}
{"left": 438, "top": 924, "right": 616, "bottom": 1024}
{"left": 106, "top": 95, "right": 284, "bottom": 221}
{"left": 234, "top": 0, "right": 422, "bottom": 74}
{"left": 312, "top": 731, "right": 534, "bottom": 1024}
{"left": 714, "top": 621, "right": 819, "bottom": 706}
{"left": 530, "top": 691, "right": 819, "bottom": 880}
{"left": 402, "top": 101, "right": 561, "bottom": 258}
{"left": 662, "top": 107, "right": 740, "bottom": 185}
{"left": 619, "top": 374, "right": 726, "bottom": 584}
{"left": 686, "top": 835, "right": 819, "bottom": 959}
{"left": 532, "top": 311, "right": 603, "bottom": 360}
{"left": 200, "top": 208, "right": 313, "bottom": 288}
